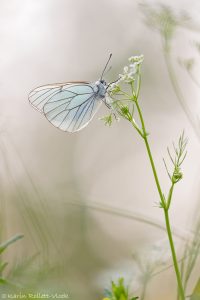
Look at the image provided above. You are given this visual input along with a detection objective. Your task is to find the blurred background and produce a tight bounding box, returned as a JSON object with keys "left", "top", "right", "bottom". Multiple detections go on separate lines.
{"left": 1, "top": 0, "right": 200, "bottom": 299}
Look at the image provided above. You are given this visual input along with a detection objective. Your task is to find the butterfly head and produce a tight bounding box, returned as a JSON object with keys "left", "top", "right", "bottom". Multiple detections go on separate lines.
{"left": 95, "top": 79, "right": 107, "bottom": 86}
{"left": 95, "top": 80, "right": 107, "bottom": 97}
{"left": 99, "top": 79, "right": 107, "bottom": 85}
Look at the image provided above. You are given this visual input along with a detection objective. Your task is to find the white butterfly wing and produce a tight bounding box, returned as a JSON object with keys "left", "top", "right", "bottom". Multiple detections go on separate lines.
{"left": 29, "top": 82, "right": 103, "bottom": 132}
{"left": 29, "top": 84, "right": 63, "bottom": 112}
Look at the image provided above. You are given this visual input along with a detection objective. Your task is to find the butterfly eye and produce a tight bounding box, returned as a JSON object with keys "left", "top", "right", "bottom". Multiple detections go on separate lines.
{"left": 100, "top": 79, "right": 106, "bottom": 85}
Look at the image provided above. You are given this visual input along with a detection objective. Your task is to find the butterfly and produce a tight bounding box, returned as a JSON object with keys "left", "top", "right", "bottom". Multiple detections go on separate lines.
{"left": 29, "top": 54, "right": 113, "bottom": 133}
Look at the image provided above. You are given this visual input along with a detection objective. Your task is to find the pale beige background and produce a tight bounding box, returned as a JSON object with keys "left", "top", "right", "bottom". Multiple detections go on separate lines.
{"left": 1, "top": 0, "right": 200, "bottom": 299}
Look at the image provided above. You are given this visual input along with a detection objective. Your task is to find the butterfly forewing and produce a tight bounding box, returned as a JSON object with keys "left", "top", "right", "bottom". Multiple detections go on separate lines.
{"left": 29, "top": 82, "right": 103, "bottom": 132}
{"left": 28, "top": 82, "right": 89, "bottom": 112}
{"left": 29, "top": 85, "right": 62, "bottom": 112}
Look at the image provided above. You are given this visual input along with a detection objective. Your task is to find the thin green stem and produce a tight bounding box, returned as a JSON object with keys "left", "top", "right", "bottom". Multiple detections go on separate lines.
{"left": 163, "top": 45, "right": 200, "bottom": 140}
{"left": 140, "top": 276, "right": 149, "bottom": 300}
{"left": 166, "top": 183, "right": 175, "bottom": 210}
{"left": 134, "top": 100, "right": 185, "bottom": 300}
{"left": 164, "top": 209, "right": 185, "bottom": 300}
{"left": 136, "top": 72, "right": 141, "bottom": 98}
{"left": 135, "top": 101, "right": 165, "bottom": 207}
{"left": 130, "top": 119, "right": 144, "bottom": 138}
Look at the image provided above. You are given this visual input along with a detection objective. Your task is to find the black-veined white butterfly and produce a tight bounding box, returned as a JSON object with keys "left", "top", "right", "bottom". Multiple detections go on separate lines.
{"left": 29, "top": 54, "right": 113, "bottom": 133}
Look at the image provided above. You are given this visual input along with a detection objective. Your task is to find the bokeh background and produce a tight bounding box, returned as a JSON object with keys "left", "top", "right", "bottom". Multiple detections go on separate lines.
{"left": 1, "top": 0, "right": 200, "bottom": 299}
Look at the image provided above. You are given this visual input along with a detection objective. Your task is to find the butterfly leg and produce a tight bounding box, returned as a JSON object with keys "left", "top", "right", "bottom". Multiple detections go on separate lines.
{"left": 102, "top": 98, "right": 112, "bottom": 109}
{"left": 106, "top": 78, "right": 120, "bottom": 90}
{"left": 102, "top": 97, "right": 119, "bottom": 121}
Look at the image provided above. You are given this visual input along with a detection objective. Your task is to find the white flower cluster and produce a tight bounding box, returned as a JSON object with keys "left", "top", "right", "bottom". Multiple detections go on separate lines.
{"left": 133, "top": 238, "right": 170, "bottom": 270}
{"left": 108, "top": 82, "right": 121, "bottom": 94}
{"left": 119, "top": 55, "right": 144, "bottom": 83}
{"left": 108, "top": 55, "right": 144, "bottom": 95}
{"left": 128, "top": 55, "right": 144, "bottom": 64}
{"left": 147, "top": 238, "right": 170, "bottom": 267}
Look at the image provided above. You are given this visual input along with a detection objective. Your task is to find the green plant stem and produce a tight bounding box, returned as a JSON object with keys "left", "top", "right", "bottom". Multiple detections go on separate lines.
{"left": 134, "top": 100, "right": 185, "bottom": 300}
{"left": 140, "top": 276, "right": 148, "bottom": 300}
{"left": 166, "top": 183, "right": 174, "bottom": 210}
{"left": 164, "top": 209, "right": 185, "bottom": 300}
{"left": 183, "top": 221, "right": 200, "bottom": 291}
{"left": 130, "top": 119, "right": 144, "bottom": 138}
{"left": 135, "top": 101, "right": 165, "bottom": 207}
{"left": 163, "top": 44, "right": 200, "bottom": 140}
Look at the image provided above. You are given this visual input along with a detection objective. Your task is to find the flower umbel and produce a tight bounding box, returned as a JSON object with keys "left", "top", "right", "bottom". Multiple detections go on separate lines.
{"left": 108, "top": 82, "right": 121, "bottom": 96}
{"left": 128, "top": 55, "right": 144, "bottom": 64}
{"left": 117, "top": 55, "right": 144, "bottom": 84}
{"left": 102, "top": 55, "right": 144, "bottom": 137}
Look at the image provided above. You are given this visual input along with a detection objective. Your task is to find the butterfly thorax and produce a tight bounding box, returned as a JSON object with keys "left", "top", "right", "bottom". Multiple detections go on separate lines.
{"left": 95, "top": 80, "right": 107, "bottom": 98}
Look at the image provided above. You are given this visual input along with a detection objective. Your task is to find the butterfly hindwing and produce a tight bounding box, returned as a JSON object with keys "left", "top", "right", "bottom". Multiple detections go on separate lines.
{"left": 29, "top": 82, "right": 103, "bottom": 132}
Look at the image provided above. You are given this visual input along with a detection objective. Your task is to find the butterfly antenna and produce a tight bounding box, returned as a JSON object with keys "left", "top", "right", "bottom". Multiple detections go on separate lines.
{"left": 104, "top": 66, "right": 112, "bottom": 76}
{"left": 100, "top": 53, "right": 112, "bottom": 80}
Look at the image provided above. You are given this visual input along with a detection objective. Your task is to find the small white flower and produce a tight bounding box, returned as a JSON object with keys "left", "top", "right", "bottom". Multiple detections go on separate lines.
{"left": 123, "top": 66, "right": 129, "bottom": 73}
{"left": 129, "top": 64, "right": 137, "bottom": 75}
{"left": 118, "top": 55, "right": 144, "bottom": 84}
{"left": 148, "top": 239, "right": 170, "bottom": 266}
{"left": 105, "top": 96, "right": 114, "bottom": 105}
{"left": 128, "top": 55, "right": 144, "bottom": 64}
{"left": 109, "top": 82, "right": 119, "bottom": 90}
{"left": 133, "top": 239, "right": 170, "bottom": 271}
{"left": 118, "top": 74, "right": 126, "bottom": 82}
{"left": 109, "top": 54, "right": 144, "bottom": 91}
{"left": 108, "top": 82, "right": 121, "bottom": 95}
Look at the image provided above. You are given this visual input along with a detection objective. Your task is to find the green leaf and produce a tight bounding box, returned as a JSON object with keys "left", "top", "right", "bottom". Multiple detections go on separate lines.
{"left": 103, "top": 277, "right": 138, "bottom": 300}
{"left": 111, "top": 278, "right": 128, "bottom": 299}
{"left": 119, "top": 295, "right": 126, "bottom": 300}
{"left": 0, "top": 277, "right": 8, "bottom": 284}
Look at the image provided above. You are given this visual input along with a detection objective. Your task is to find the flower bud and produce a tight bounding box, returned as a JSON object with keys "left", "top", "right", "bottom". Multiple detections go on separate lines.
{"left": 172, "top": 169, "right": 183, "bottom": 183}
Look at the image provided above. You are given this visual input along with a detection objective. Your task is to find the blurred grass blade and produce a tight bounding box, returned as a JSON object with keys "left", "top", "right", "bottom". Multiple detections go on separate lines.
{"left": 190, "top": 278, "right": 200, "bottom": 300}
{"left": 67, "top": 200, "right": 192, "bottom": 240}
{"left": 0, "top": 234, "right": 24, "bottom": 254}
{"left": 0, "top": 262, "right": 8, "bottom": 273}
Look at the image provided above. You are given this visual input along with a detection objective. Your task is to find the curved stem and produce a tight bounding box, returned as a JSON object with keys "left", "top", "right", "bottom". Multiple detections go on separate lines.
{"left": 134, "top": 100, "right": 185, "bottom": 300}
{"left": 163, "top": 46, "right": 200, "bottom": 141}
{"left": 135, "top": 101, "right": 165, "bottom": 207}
